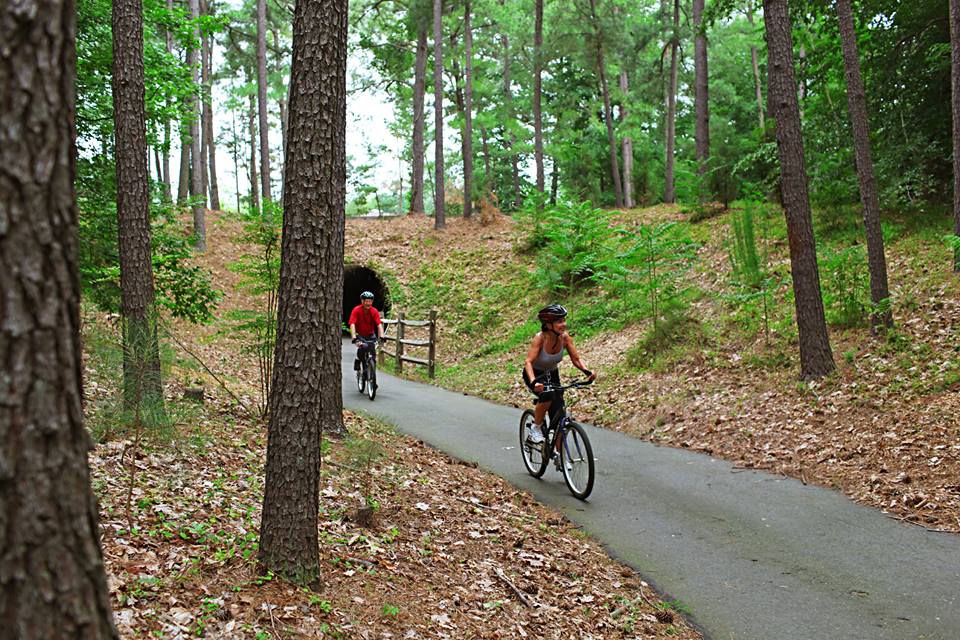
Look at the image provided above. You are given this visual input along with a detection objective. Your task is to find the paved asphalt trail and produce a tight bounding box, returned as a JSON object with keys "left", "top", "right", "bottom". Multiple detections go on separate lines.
{"left": 342, "top": 341, "right": 960, "bottom": 640}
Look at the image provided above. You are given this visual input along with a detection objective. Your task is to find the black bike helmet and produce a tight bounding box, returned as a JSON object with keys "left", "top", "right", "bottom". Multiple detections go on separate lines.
{"left": 360, "top": 291, "right": 375, "bottom": 300}
{"left": 537, "top": 303, "right": 568, "bottom": 323}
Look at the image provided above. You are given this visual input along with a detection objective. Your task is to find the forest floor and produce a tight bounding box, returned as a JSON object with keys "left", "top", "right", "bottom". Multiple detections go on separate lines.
{"left": 343, "top": 205, "right": 960, "bottom": 535}
{"left": 83, "top": 210, "right": 701, "bottom": 639}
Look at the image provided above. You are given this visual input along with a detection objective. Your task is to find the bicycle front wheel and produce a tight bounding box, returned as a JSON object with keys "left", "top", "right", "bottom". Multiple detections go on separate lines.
{"left": 366, "top": 356, "right": 377, "bottom": 401}
{"left": 560, "top": 421, "right": 594, "bottom": 500}
{"left": 519, "top": 410, "right": 548, "bottom": 478}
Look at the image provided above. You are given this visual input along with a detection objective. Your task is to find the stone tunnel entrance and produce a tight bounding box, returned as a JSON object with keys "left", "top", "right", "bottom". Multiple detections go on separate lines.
{"left": 342, "top": 265, "right": 392, "bottom": 329}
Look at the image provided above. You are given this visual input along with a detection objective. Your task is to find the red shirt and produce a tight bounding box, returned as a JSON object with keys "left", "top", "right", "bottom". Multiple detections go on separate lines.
{"left": 349, "top": 304, "right": 381, "bottom": 337}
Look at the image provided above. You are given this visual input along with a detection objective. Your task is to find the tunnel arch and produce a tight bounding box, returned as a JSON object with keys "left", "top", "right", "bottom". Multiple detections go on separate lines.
{"left": 343, "top": 264, "right": 392, "bottom": 329}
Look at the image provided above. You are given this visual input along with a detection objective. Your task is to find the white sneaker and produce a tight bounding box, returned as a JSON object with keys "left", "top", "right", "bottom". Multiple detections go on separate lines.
{"left": 528, "top": 423, "right": 545, "bottom": 444}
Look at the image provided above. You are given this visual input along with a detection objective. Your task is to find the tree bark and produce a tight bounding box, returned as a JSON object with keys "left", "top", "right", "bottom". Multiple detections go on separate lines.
{"left": 836, "top": 0, "right": 892, "bottom": 327}
{"left": 177, "top": 126, "right": 190, "bottom": 204}
{"left": 202, "top": 16, "right": 221, "bottom": 211}
{"left": 410, "top": 22, "right": 428, "bottom": 214}
{"left": 0, "top": 0, "right": 119, "bottom": 633}
{"left": 501, "top": 31, "right": 521, "bottom": 209}
{"left": 248, "top": 92, "right": 261, "bottom": 215}
{"left": 433, "top": 0, "right": 445, "bottom": 228}
{"left": 463, "top": 0, "right": 474, "bottom": 218}
{"left": 590, "top": 0, "right": 623, "bottom": 208}
{"left": 620, "top": 71, "right": 635, "bottom": 208}
{"left": 693, "top": 0, "right": 709, "bottom": 200}
{"left": 257, "top": 0, "right": 272, "bottom": 208}
{"left": 273, "top": 28, "right": 288, "bottom": 184}
{"left": 198, "top": 12, "right": 209, "bottom": 202}
{"left": 480, "top": 124, "right": 492, "bottom": 192}
{"left": 259, "top": 0, "right": 347, "bottom": 586}
{"left": 747, "top": 6, "right": 765, "bottom": 130}
{"left": 188, "top": 0, "right": 205, "bottom": 250}
{"left": 763, "top": 0, "right": 835, "bottom": 379}
{"left": 231, "top": 107, "right": 241, "bottom": 212}
{"left": 664, "top": 0, "right": 679, "bottom": 204}
{"left": 161, "top": 0, "right": 174, "bottom": 202}
{"left": 951, "top": 0, "right": 960, "bottom": 270}
{"left": 533, "top": 0, "right": 545, "bottom": 196}
{"left": 113, "top": 0, "right": 164, "bottom": 409}
{"left": 549, "top": 156, "right": 559, "bottom": 204}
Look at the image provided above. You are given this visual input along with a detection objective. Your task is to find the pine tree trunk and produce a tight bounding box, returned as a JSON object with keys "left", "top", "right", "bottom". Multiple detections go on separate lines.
{"left": 951, "top": 0, "right": 960, "bottom": 270}
{"left": 747, "top": 6, "right": 765, "bottom": 130}
{"left": 693, "top": 0, "right": 709, "bottom": 201}
{"left": 0, "top": 0, "right": 119, "bottom": 632}
{"left": 501, "top": 31, "right": 520, "bottom": 209}
{"left": 550, "top": 157, "right": 559, "bottom": 204}
{"left": 433, "top": 0, "right": 445, "bottom": 228}
{"left": 273, "top": 28, "right": 288, "bottom": 184}
{"left": 763, "top": 0, "right": 835, "bottom": 379}
{"left": 664, "top": 0, "right": 679, "bottom": 204}
{"left": 836, "top": 0, "right": 892, "bottom": 328}
{"left": 257, "top": 0, "right": 272, "bottom": 208}
{"left": 620, "top": 71, "right": 635, "bottom": 208}
{"left": 231, "top": 107, "right": 241, "bottom": 212}
{"left": 188, "top": 0, "right": 205, "bottom": 250}
{"left": 533, "top": 0, "right": 545, "bottom": 196}
{"left": 410, "top": 23, "right": 428, "bottom": 214}
{"left": 161, "top": 0, "right": 174, "bottom": 202}
{"left": 248, "top": 92, "right": 261, "bottom": 215}
{"left": 259, "top": 0, "right": 347, "bottom": 586}
{"left": 198, "top": 14, "right": 209, "bottom": 203}
{"left": 178, "top": 126, "right": 190, "bottom": 204}
{"left": 589, "top": 0, "right": 623, "bottom": 208}
{"left": 463, "top": 0, "right": 474, "bottom": 218}
{"left": 480, "top": 124, "right": 492, "bottom": 192}
{"left": 202, "top": 21, "right": 221, "bottom": 211}
{"left": 113, "top": 0, "right": 164, "bottom": 409}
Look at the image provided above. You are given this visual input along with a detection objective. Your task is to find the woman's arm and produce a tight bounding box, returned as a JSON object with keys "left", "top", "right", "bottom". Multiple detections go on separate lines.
{"left": 524, "top": 333, "right": 544, "bottom": 389}
{"left": 565, "top": 334, "right": 596, "bottom": 381}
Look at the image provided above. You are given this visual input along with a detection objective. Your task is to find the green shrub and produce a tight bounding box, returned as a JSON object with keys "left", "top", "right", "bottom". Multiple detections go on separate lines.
{"left": 529, "top": 200, "right": 616, "bottom": 293}
{"left": 596, "top": 222, "right": 699, "bottom": 331}
{"left": 727, "top": 202, "right": 779, "bottom": 342}
{"left": 225, "top": 219, "right": 281, "bottom": 417}
{"left": 77, "top": 157, "right": 220, "bottom": 324}
{"left": 819, "top": 245, "right": 869, "bottom": 328}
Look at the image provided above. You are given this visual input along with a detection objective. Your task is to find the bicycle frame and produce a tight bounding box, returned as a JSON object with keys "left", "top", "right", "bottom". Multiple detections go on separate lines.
{"left": 530, "top": 377, "right": 592, "bottom": 445}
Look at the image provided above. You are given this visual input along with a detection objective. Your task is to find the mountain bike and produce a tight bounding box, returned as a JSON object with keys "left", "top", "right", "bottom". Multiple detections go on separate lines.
{"left": 354, "top": 337, "right": 379, "bottom": 401}
{"left": 519, "top": 377, "right": 595, "bottom": 500}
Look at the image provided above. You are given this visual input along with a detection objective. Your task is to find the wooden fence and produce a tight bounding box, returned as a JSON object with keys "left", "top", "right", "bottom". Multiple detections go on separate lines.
{"left": 379, "top": 310, "right": 438, "bottom": 378}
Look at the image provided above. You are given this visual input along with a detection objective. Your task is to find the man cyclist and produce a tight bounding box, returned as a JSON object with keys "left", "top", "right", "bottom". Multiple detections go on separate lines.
{"left": 349, "top": 291, "right": 384, "bottom": 374}
{"left": 521, "top": 304, "right": 596, "bottom": 444}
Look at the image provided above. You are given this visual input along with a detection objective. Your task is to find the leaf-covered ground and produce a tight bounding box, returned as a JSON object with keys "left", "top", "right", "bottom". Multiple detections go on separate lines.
{"left": 343, "top": 207, "right": 960, "bottom": 534}
{"left": 84, "top": 211, "right": 701, "bottom": 639}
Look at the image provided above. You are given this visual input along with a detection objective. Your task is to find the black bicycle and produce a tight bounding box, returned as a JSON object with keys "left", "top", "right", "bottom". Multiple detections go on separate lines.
{"left": 354, "top": 337, "right": 379, "bottom": 401}
{"left": 519, "top": 377, "right": 595, "bottom": 500}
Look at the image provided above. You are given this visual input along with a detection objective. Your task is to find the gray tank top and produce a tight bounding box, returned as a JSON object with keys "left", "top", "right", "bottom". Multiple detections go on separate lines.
{"left": 532, "top": 335, "right": 565, "bottom": 371}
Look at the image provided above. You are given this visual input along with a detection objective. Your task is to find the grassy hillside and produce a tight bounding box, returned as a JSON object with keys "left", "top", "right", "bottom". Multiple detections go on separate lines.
{"left": 345, "top": 204, "right": 960, "bottom": 533}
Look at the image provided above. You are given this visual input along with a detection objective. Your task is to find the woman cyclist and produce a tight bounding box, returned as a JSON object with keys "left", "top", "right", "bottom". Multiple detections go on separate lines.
{"left": 522, "top": 304, "right": 596, "bottom": 444}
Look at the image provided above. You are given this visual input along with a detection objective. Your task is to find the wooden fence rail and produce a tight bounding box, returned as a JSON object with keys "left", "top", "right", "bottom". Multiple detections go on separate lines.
{"left": 379, "top": 310, "right": 438, "bottom": 378}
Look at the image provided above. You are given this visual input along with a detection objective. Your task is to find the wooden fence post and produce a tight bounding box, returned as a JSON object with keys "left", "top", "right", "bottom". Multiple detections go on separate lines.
{"left": 378, "top": 321, "right": 385, "bottom": 365}
{"left": 397, "top": 312, "right": 405, "bottom": 374}
{"left": 428, "top": 309, "right": 437, "bottom": 378}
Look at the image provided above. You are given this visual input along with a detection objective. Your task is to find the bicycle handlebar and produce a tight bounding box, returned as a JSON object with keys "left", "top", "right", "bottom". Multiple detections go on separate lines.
{"left": 534, "top": 377, "right": 594, "bottom": 393}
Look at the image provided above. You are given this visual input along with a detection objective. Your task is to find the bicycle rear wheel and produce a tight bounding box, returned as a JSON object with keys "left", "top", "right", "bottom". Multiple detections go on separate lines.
{"left": 366, "top": 355, "right": 377, "bottom": 400}
{"left": 560, "top": 421, "right": 594, "bottom": 500}
{"left": 519, "top": 410, "right": 549, "bottom": 478}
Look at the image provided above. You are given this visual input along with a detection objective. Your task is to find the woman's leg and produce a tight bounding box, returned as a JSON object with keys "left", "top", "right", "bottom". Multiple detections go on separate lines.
{"left": 534, "top": 399, "right": 550, "bottom": 426}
